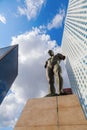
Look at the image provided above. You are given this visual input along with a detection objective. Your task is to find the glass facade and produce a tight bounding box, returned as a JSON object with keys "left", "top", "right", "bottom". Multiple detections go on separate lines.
{"left": 0, "top": 45, "right": 18, "bottom": 104}
{"left": 62, "top": 0, "right": 87, "bottom": 118}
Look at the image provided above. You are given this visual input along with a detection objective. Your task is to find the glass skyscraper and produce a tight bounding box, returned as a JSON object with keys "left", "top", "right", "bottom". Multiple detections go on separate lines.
{"left": 62, "top": 0, "right": 87, "bottom": 118}
{"left": 0, "top": 45, "right": 18, "bottom": 104}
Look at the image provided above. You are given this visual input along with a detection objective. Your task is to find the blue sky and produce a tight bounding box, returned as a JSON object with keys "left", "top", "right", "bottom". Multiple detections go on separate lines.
{"left": 0, "top": 0, "right": 69, "bottom": 129}
{"left": 1, "top": 128, "right": 12, "bottom": 130}
{"left": 0, "top": 0, "right": 68, "bottom": 48}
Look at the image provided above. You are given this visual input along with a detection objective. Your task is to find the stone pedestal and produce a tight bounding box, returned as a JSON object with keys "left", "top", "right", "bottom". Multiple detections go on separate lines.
{"left": 14, "top": 95, "right": 87, "bottom": 130}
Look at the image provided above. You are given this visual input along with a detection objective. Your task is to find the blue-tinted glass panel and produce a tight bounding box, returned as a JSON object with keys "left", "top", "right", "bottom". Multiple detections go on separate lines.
{"left": 0, "top": 45, "right": 18, "bottom": 104}
{"left": 0, "top": 46, "right": 14, "bottom": 59}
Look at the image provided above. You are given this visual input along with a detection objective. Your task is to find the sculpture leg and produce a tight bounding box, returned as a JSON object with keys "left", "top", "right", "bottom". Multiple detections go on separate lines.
{"left": 49, "top": 76, "right": 55, "bottom": 94}
{"left": 46, "top": 67, "right": 55, "bottom": 94}
{"left": 47, "top": 68, "right": 55, "bottom": 95}
{"left": 59, "top": 72, "right": 64, "bottom": 93}
{"left": 53, "top": 65, "right": 60, "bottom": 95}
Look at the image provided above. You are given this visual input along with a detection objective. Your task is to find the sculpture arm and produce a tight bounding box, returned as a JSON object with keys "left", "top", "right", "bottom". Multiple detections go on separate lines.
{"left": 44, "top": 61, "right": 48, "bottom": 68}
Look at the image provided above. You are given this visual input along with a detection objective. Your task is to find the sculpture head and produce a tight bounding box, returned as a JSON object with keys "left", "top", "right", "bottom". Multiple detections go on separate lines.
{"left": 48, "top": 50, "right": 54, "bottom": 56}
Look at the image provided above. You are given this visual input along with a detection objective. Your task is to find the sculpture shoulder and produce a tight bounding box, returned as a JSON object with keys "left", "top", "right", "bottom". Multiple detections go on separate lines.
{"left": 44, "top": 58, "right": 51, "bottom": 68}
{"left": 54, "top": 53, "right": 65, "bottom": 60}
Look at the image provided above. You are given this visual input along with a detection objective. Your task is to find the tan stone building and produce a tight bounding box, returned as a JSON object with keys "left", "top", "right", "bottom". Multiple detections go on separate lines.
{"left": 14, "top": 95, "right": 87, "bottom": 130}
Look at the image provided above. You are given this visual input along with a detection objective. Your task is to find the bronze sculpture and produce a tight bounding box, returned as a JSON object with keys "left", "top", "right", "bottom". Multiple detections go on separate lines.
{"left": 45, "top": 50, "right": 65, "bottom": 96}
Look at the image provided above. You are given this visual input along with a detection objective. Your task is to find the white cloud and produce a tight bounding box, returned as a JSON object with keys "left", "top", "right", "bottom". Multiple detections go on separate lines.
{"left": 18, "top": 0, "right": 46, "bottom": 20}
{"left": 0, "top": 92, "right": 24, "bottom": 127}
{"left": 47, "top": 9, "right": 65, "bottom": 30}
{"left": 0, "top": 14, "right": 6, "bottom": 24}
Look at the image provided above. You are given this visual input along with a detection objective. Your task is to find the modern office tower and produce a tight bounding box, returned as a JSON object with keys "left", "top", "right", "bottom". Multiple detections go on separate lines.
{"left": 0, "top": 45, "right": 18, "bottom": 104}
{"left": 62, "top": 0, "right": 87, "bottom": 118}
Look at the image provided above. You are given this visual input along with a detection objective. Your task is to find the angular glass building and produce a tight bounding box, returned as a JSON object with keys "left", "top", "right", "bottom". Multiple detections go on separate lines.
{"left": 62, "top": 0, "right": 87, "bottom": 118}
{"left": 0, "top": 45, "right": 18, "bottom": 104}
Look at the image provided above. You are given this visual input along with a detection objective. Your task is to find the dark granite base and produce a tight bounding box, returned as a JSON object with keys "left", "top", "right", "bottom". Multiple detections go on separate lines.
{"left": 45, "top": 92, "right": 71, "bottom": 97}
